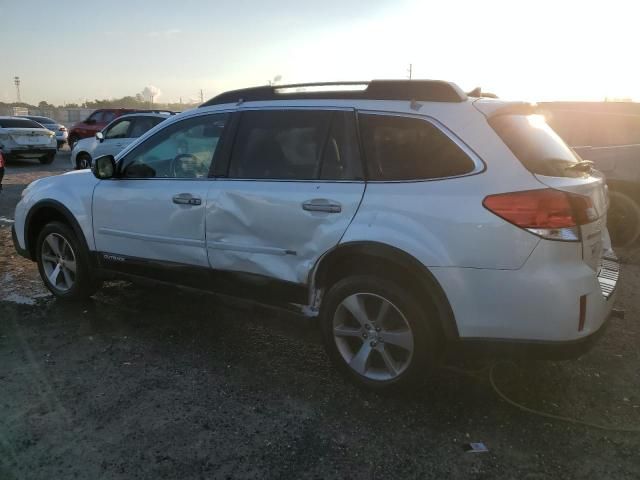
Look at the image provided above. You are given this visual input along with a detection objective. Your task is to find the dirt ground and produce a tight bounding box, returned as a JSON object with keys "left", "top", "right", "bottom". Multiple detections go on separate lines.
{"left": 1, "top": 154, "right": 639, "bottom": 479}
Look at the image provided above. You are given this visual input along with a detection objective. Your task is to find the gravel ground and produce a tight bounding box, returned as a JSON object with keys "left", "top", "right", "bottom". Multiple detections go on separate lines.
{"left": 1, "top": 154, "right": 639, "bottom": 479}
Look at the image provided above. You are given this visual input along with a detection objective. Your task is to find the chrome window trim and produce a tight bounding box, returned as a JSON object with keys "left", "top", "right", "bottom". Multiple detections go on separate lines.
{"left": 356, "top": 109, "right": 486, "bottom": 183}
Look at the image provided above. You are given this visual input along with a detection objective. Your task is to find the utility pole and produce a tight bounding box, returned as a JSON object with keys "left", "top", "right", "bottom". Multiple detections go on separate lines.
{"left": 14, "top": 76, "right": 21, "bottom": 102}
{"left": 200, "top": 89, "right": 204, "bottom": 103}
{"left": 407, "top": 64, "right": 413, "bottom": 80}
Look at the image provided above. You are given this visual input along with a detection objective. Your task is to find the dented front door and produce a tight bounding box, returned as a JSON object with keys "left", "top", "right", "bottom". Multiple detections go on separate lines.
{"left": 204, "top": 180, "right": 365, "bottom": 284}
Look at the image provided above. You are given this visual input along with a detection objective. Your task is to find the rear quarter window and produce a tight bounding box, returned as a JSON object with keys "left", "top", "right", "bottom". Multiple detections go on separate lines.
{"left": 490, "top": 114, "right": 580, "bottom": 177}
{"left": 358, "top": 114, "right": 476, "bottom": 181}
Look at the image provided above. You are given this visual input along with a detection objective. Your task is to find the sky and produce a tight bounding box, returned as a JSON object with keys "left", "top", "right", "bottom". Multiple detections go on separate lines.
{"left": 1, "top": 0, "right": 639, "bottom": 105}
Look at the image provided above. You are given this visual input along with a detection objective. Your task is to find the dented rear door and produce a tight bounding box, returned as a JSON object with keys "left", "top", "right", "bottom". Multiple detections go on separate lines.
{"left": 205, "top": 108, "right": 365, "bottom": 285}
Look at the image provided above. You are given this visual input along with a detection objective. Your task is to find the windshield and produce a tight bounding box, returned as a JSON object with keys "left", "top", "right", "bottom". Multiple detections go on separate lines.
{"left": 0, "top": 118, "right": 44, "bottom": 128}
{"left": 490, "top": 114, "right": 581, "bottom": 177}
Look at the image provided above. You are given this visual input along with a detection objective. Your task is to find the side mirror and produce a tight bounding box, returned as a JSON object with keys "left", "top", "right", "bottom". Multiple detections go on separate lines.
{"left": 92, "top": 155, "right": 116, "bottom": 180}
{"left": 95, "top": 132, "right": 104, "bottom": 143}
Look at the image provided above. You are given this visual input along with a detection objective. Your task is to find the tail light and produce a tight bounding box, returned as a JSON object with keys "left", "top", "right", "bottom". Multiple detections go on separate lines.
{"left": 483, "top": 188, "right": 597, "bottom": 241}
{"left": 0, "top": 152, "right": 4, "bottom": 168}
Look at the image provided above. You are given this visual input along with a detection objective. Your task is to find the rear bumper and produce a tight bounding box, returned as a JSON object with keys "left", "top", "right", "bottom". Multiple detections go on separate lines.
{"left": 450, "top": 311, "right": 612, "bottom": 360}
{"left": 12, "top": 225, "right": 31, "bottom": 260}
{"left": 432, "top": 239, "right": 619, "bottom": 344}
{"left": 3, "top": 147, "right": 56, "bottom": 158}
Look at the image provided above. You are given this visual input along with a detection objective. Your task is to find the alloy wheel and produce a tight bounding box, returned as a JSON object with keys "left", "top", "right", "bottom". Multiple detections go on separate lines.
{"left": 41, "top": 233, "right": 77, "bottom": 292}
{"left": 333, "top": 293, "right": 415, "bottom": 381}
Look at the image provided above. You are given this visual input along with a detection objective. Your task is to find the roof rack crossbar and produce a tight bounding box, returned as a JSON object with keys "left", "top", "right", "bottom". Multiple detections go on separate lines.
{"left": 200, "top": 80, "right": 467, "bottom": 107}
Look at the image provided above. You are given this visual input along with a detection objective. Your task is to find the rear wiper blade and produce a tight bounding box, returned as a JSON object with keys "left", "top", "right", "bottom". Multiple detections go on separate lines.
{"left": 564, "top": 160, "right": 594, "bottom": 173}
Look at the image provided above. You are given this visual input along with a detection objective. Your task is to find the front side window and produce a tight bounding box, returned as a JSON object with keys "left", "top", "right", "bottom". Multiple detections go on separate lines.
{"left": 228, "top": 110, "right": 362, "bottom": 180}
{"left": 104, "top": 119, "right": 132, "bottom": 139}
{"left": 120, "top": 113, "right": 228, "bottom": 179}
{"left": 359, "top": 114, "right": 476, "bottom": 181}
{"left": 129, "top": 117, "right": 165, "bottom": 138}
{"left": 102, "top": 112, "right": 117, "bottom": 124}
{"left": 86, "top": 112, "right": 102, "bottom": 123}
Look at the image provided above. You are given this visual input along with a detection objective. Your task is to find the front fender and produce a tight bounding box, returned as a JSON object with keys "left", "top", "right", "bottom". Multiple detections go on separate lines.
{"left": 17, "top": 171, "right": 99, "bottom": 255}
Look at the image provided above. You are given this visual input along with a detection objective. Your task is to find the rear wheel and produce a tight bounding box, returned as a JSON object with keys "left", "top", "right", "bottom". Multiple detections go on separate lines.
{"left": 320, "top": 275, "right": 438, "bottom": 391}
{"left": 76, "top": 152, "right": 92, "bottom": 170}
{"left": 36, "top": 221, "right": 101, "bottom": 300}
{"left": 39, "top": 152, "right": 55, "bottom": 164}
{"left": 608, "top": 189, "right": 640, "bottom": 247}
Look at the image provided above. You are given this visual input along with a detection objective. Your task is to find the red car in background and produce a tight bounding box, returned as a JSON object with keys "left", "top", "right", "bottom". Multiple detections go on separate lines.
{"left": 67, "top": 108, "right": 174, "bottom": 149}
{"left": 67, "top": 109, "right": 139, "bottom": 150}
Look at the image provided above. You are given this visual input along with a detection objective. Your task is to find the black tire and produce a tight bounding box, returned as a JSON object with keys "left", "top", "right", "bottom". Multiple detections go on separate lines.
{"left": 320, "top": 275, "right": 439, "bottom": 391}
{"left": 68, "top": 135, "right": 79, "bottom": 151}
{"left": 76, "top": 152, "right": 92, "bottom": 170}
{"left": 39, "top": 152, "right": 55, "bottom": 164}
{"left": 608, "top": 189, "right": 640, "bottom": 247}
{"left": 36, "top": 221, "right": 101, "bottom": 300}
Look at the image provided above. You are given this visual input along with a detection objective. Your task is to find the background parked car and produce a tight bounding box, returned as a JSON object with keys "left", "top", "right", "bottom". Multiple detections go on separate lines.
{"left": 71, "top": 112, "right": 172, "bottom": 169}
{"left": 0, "top": 116, "right": 57, "bottom": 164}
{"left": 68, "top": 108, "right": 175, "bottom": 150}
{"left": 22, "top": 115, "right": 68, "bottom": 149}
{"left": 541, "top": 102, "right": 640, "bottom": 247}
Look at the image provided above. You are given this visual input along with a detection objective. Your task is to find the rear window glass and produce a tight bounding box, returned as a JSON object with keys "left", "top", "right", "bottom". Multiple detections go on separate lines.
{"left": 27, "top": 116, "right": 55, "bottom": 124}
{"left": 0, "top": 118, "right": 43, "bottom": 128}
{"left": 490, "top": 114, "right": 580, "bottom": 177}
{"left": 359, "top": 114, "right": 476, "bottom": 180}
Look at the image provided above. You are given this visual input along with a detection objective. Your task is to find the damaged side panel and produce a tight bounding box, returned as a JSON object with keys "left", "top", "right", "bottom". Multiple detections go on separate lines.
{"left": 205, "top": 180, "right": 365, "bottom": 284}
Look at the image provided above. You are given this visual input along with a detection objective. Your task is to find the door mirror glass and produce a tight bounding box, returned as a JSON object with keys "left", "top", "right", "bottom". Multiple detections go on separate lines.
{"left": 93, "top": 155, "right": 116, "bottom": 179}
{"left": 96, "top": 132, "right": 104, "bottom": 142}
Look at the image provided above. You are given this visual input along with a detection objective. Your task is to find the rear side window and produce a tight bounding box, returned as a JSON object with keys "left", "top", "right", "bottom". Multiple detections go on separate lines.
{"left": 0, "top": 118, "right": 42, "bottom": 128}
{"left": 358, "top": 114, "right": 475, "bottom": 181}
{"left": 228, "top": 110, "right": 362, "bottom": 180}
{"left": 490, "top": 114, "right": 580, "bottom": 177}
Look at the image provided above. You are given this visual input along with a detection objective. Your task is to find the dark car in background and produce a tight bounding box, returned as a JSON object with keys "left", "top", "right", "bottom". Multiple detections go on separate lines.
{"left": 542, "top": 102, "right": 640, "bottom": 247}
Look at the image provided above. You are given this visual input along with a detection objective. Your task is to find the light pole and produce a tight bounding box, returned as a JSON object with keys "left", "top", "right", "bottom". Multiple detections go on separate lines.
{"left": 14, "top": 76, "right": 21, "bottom": 102}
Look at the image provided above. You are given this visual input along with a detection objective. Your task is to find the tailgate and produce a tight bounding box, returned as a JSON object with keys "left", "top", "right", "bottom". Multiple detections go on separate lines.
{"left": 8, "top": 128, "right": 53, "bottom": 146}
{"left": 535, "top": 172, "right": 610, "bottom": 272}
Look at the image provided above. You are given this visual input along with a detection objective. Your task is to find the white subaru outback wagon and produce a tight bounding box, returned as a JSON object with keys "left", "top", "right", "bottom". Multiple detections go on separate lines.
{"left": 12, "top": 80, "right": 619, "bottom": 390}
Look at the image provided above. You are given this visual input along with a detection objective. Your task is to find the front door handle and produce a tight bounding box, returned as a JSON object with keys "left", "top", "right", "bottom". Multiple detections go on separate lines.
{"left": 302, "top": 199, "right": 342, "bottom": 213}
{"left": 172, "top": 193, "right": 202, "bottom": 206}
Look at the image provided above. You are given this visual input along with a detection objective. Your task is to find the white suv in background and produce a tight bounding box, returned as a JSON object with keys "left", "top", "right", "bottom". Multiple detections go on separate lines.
{"left": 12, "top": 80, "right": 619, "bottom": 390}
{"left": 70, "top": 112, "right": 172, "bottom": 169}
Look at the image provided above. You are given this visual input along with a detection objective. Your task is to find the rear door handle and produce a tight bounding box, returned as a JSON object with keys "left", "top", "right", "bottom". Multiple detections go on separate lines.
{"left": 172, "top": 193, "right": 202, "bottom": 206}
{"left": 302, "top": 199, "right": 342, "bottom": 213}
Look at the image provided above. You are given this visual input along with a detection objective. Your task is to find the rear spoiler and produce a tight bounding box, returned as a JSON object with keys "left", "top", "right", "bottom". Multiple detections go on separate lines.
{"left": 473, "top": 100, "right": 539, "bottom": 119}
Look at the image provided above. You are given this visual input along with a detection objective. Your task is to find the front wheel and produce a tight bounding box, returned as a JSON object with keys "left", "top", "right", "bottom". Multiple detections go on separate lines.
{"left": 36, "top": 221, "right": 101, "bottom": 300}
{"left": 320, "top": 275, "right": 438, "bottom": 391}
{"left": 75, "top": 153, "right": 92, "bottom": 170}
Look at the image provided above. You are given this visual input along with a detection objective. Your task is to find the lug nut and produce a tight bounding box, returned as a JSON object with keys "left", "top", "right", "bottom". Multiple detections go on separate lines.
{"left": 370, "top": 341, "right": 377, "bottom": 347}
{"left": 375, "top": 327, "right": 381, "bottom": 332}
{"left": 365, "top": 324, "right": 371, "bottom": 330}
{"left": 362, "top": 332, "right": 368, "bottom": 339}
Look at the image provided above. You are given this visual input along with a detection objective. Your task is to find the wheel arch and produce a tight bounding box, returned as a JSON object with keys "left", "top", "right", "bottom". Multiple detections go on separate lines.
{"left": 24, "top": 200, "right": 90, "bottom": 261}
{"left": 310, "top": 241, "right": 459, "bottom": 340}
